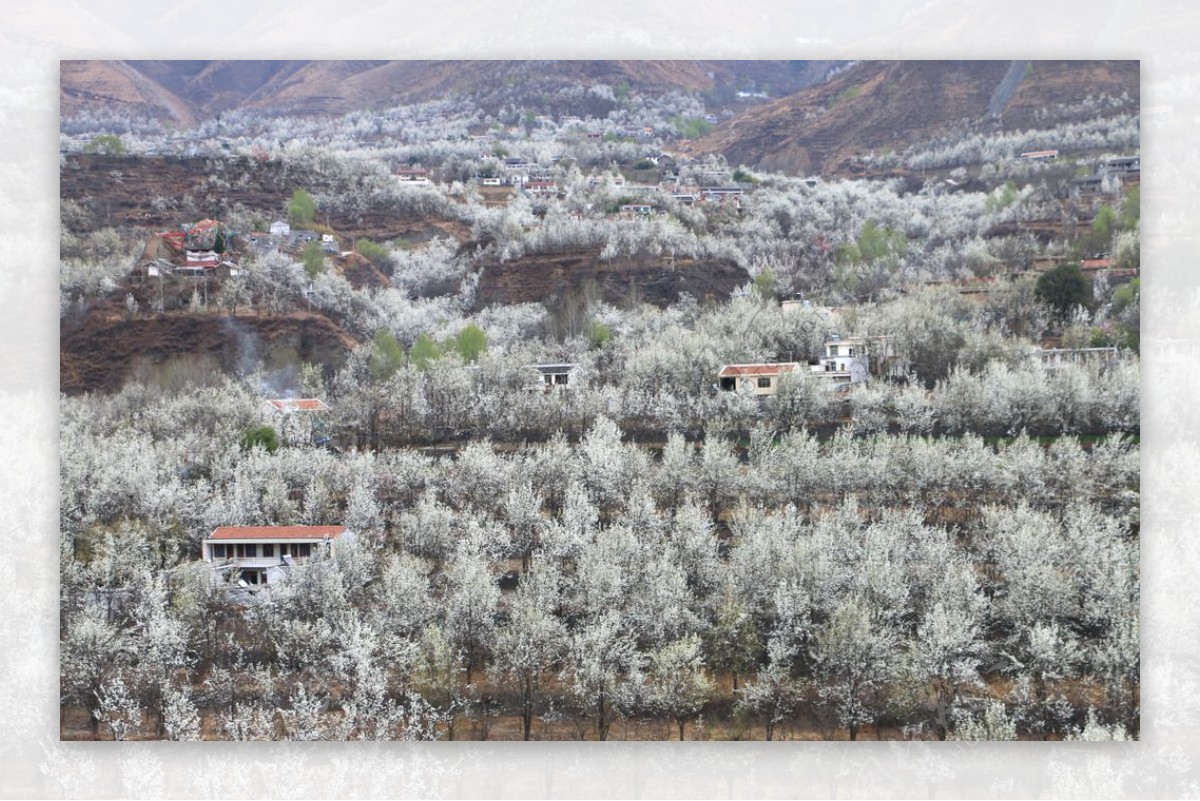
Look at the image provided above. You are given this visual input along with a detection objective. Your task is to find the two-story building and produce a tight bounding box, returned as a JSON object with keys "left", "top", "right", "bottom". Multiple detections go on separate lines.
{"left": 811, "top": 336, "right": 870, "bottom": 385}
{"left": 203, "top": 525, "right": 349, "bottom": 586}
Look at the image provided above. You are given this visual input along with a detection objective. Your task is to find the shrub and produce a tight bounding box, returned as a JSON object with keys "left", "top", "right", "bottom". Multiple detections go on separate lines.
{"left": 409, "top": 333, "right": 443, "bottom": 371}
{"left": 1035, "top": 262, "right": 1091, "bottom": 316}
{"left": 671, "top": 116, "right": 714, "bottom": 139}
{"left": 357, "top": 239, "right": 395, "bottom": 275}
{"left": 288, "top": 189, "right": 316, "bottom": 227}
{"left": 239, "top": 425, "right": 279, "bottom": 453}
{"left": 370, "top": 329, "right": 405, "bottom": 381}
{"left": 589, "top": 320, "right": 612, "bottom": 349}
{"left": 454, "top": 324, "right": 487, "bottom": 364}
{"left": 83, "top": 134, "right": 125, "bottom": 156}
{"left": 302, "top": 241, "right": 325, "bottom": 279}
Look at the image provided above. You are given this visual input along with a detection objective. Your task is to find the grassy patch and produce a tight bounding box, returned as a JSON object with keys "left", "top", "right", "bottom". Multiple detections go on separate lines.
{"left": 828, "top": 85, "right": 862, "bottom": 109}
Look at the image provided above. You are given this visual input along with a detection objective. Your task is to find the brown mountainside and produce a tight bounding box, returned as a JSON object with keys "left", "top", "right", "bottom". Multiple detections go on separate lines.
{"left": 61, "top": 61, "right": 198, "bottom": 126}
{"left": 680, "top": 60, "right": 1138, "bottom": 178}
{"left": 61, "top": 60, "right": 837, "bottom": 122}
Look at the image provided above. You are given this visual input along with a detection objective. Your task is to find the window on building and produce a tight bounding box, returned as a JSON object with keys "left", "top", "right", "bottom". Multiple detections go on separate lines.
{"left": 298, "top": 543, "right": 312, "bottom": 558}
{"left": 554, "top": 373, "right": 568, "bottom": 385}
{"left": 212, "top": 544, "right": 226, "bottom": 559}
{"left": 829, "top": 345, "right": 839, "bottom": 356}
{"left": 757, "top": 376, "right": 772, "bottom": 388}
{"left": 263, "top": 544, "right": 274, "bottom": 558}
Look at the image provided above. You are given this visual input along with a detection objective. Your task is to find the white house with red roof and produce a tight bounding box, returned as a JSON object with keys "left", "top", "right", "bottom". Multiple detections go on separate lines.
{"left": 204, "top": 525, "right": 349, "bottom": 586}
{"left": 395, "top": 167, "right": 431, "bottom": 185}
{"left": 260, "top": 398, "right": 331, "bottom": 446}
{"left": 261, "top": 398, "right": 330, "bottom": 414}
{"left": 718, "top": 362, "right": 802, "bottom": 395}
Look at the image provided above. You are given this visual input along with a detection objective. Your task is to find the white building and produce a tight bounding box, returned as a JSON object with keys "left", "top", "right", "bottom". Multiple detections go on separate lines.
{"left": 532, "top": 363, "right": 579, "bottom": 390}
{"left": 395, "top": 167, "right": 431, "bottom": 185}
{"left": 261, "top": 398, "right": 331, "bottom": 445}
{"left": 718, "top": 362, "right": 802, "bottom": 395}
{"left": 811, "top": 336, "right": 870, "bottom": 384}
{"left": 203, "top": 525, "right": 349, "bottom": 586}
{"left": 1029, "top": 346, "right": 1119, "bottom": 372}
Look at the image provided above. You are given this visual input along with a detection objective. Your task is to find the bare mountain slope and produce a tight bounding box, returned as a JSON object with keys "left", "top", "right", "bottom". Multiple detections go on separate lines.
{"left": 61, "top": 61, "right": 197, "bottom": 125}
{"left": 61, "top": 60, "right": 838, "bottom": 121}
{"left": 680, "top": 60, "right": 1138, "bottom": 177}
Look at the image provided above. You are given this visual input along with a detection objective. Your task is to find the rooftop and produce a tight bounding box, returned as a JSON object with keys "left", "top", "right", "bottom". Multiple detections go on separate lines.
{"left": 719, "top": 363, "right": 801, "bottom": 378}
{"left": 207, "top": 525, "right": 346, "bottom": 541}
{"left": 262, "top": 398, "right": 329, "bottom": 412}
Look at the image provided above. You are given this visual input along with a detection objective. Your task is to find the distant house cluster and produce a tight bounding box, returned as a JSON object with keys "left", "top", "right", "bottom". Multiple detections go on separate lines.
{"left": 245, "top": 222, "right": 339, "bottom": 258}
{"left": 137, "top": 216, "right": 340, "bottom": 281}
{"left": 1072, "top": 154, "right": 1139, "bottom": 198}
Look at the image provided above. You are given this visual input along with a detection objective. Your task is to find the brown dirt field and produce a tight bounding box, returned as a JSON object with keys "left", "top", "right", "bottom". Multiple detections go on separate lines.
{"left": 474, "top": 250, "right": 750, "bottom": 310}
{"left": 60, "top": 308, "right": 358, "bottom": 395}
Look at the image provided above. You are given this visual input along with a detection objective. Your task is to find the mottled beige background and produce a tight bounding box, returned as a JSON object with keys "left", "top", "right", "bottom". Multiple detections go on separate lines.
{"left": 1, "top": 0, "right": 1189, "bottom": 797}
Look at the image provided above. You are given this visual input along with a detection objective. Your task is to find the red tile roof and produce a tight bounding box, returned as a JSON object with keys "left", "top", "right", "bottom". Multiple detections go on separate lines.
{"left": 207, "top": 525, "right": 346, "bottom": 541}
{"left": 719, "top": 363, "right": 801, "bottom": 378}
{"left": 263, "top": 398, "right": 329, "bottom": 412}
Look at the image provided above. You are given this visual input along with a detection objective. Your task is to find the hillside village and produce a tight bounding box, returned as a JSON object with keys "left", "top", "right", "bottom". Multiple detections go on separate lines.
{"left": 60, "top": 60, "right": 1139, "bottom": 743}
